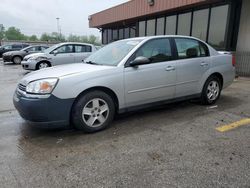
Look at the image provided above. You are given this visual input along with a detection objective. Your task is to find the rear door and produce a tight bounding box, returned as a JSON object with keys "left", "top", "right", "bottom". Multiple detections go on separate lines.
{"left": 51, "top": 44, "right": 75, "bottom": 65}
{"left": 173, "top": 38, "right": 210, "bottom": 97}
{"left": 74, "top": 44, "right": 92, "bottom": 63}
{"left": 124, "top": 38, "right": 176, "bottom": 107}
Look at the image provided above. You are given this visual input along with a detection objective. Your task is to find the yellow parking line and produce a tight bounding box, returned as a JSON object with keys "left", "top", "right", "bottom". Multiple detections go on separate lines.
{"left": 216, "top": 118, "right": 250, "bottom": 132}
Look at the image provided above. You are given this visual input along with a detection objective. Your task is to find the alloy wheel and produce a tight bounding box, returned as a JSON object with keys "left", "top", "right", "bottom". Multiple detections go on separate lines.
{"left": 82, "top": 98, "right": 109, "bottom": 127}
{"left": 207, "top": 80, "right": 220, "bottom": 101}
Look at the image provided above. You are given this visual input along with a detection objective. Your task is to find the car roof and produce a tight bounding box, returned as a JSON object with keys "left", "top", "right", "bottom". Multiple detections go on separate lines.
{"left": 58, "top": 42, "right": 94, "bottom": 46}
{"left": 122, "top": 35, "right": 204, "bottom": 42}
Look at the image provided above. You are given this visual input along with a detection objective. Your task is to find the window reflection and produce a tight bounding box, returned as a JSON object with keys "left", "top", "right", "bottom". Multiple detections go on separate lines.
{"left": 208, "top": 5, "right": 229, "bottom": 49}
{"left": 192, "top": 9, "right": 209, "bottom": 41}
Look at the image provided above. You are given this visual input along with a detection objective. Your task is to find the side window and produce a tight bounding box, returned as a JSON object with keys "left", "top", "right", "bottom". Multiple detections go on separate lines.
{"left": 75, "top": 45, "right": 86, "bottom": 53}
{"left": 86, "top": 45, "right": 92, "bottom": 52}
{"left": 75, "top": 45, "right": 92, "bottom": 53}
{"left": 133, "top": 38, "right": 173, "bottom": 63}
{"left": 55, "top": 45, "right": 74, "bottom": 54}
{"left": 3, "top": 45, "right": 12, "bottom": 50}
{"left": 26, "top": 47, "right": 36, "bottom": 52}
{"left": 12, "top": 44, "right": 22, "bottom": 49}
{"left": 41, "top": 46, "right": 48, "bottom": 51}
{"left": 175, "top": 38, "right": 209, "bottom": 59}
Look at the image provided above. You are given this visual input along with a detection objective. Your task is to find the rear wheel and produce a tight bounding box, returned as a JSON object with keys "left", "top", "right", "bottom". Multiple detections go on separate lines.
{"left": 13, "top": 56, "right": 22, "bottom": 64}
{"left": 37, "top": 61, "right": 50, "bottom": 70}
{"left": 201, "top": 76, "right": 222, "bottom": 105}
{"left": 72, "top": 91, "right": 115, "bottom": 133}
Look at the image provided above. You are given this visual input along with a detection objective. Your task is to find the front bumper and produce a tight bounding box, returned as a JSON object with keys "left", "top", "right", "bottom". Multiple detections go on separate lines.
{"left": 3, "top": 54, "right": 12, "bottom": 62}
{"left": 13, "top": 89, "right": 75, "bottom": 128}
{"left": 21, "top": 60, "right": 37, "bottom": 70}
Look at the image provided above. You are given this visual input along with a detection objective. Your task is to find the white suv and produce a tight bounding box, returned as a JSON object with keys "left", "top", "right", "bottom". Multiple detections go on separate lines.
{"left": 21, "top": 42, "right": 97, "bottom": 70}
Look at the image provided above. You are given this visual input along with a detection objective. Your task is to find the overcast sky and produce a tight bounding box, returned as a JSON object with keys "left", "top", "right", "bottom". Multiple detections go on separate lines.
{"left": 0, "top": 0, "right": 128, "bottom": 37}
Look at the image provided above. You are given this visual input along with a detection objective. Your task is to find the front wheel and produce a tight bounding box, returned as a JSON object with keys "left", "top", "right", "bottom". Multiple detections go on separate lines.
{"left": 72, "top": 91, "right": 115, "bottom": 133}
{"left": 13, "top": 56, "right": 22, "bottom": 64}
{"left": 201, "top": 76, "right": 222, "bottom": 105}
{"left": 37, "top": 61, "right": 50, "bottom": 70}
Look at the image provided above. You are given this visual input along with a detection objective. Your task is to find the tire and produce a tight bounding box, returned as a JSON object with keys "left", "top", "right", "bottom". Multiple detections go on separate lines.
{"left": 201, "top": 75, "right": 222, "bottom": 105}
{"left": 36, "top": 61, "right": 50, "bottom": 70}
{"left": 12, "top": 56, "right": 22, "bottom": 64}
{"left": 72, "top": 90, "right": 115, "bottom": 133}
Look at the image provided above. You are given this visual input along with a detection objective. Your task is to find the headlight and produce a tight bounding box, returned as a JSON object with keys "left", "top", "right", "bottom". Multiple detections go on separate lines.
{"left": 26, "top": 78, "right": 58, "bottom": 94}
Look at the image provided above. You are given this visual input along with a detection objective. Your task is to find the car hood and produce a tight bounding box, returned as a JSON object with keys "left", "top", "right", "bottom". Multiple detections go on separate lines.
{"left": 23, "top": 52, "right": 45, "bottom": 60}
{"left": 20, "top": 63, "right": 115, "bottom": 85}
{"left": 3, "top": 51, "right": 25, "bottom": 56}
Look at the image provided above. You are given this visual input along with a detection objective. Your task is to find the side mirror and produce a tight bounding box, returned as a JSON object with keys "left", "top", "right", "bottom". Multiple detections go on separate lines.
{"left": 52, "top": 50, "right": 58, "bottom": 56}
{"left": 130, "top": 56, "right": 151, "bottom": 67}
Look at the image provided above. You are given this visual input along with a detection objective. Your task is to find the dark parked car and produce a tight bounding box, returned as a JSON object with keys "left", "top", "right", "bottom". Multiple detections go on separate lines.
{"left": 0, "top": 43, "right": 29, "bottom": 58}
{"left": 3, "top": 45, "right": 49, "bottom": 64}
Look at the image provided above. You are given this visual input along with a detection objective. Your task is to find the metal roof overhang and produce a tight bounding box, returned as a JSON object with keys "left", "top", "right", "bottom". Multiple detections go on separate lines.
{"left": 89, "top": 0, "right": 223, "bottom": 28}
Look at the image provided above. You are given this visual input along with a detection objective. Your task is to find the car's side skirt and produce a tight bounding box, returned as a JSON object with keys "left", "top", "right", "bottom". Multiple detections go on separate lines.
{"left": 118, "top": 93, "right": 201, "bottom": 114}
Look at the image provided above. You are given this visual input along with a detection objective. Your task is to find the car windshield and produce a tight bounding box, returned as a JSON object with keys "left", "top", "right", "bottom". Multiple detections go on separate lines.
{"left": 43, "top": 43, "right": 61, "bottom": 53}
{"left": 21, "top": 46, "right": 31, "bottom": 51}
{"left": 85, "top": 39, "right": 142, "bottom": 66}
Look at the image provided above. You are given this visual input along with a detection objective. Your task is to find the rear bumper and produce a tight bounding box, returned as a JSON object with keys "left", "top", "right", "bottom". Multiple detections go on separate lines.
{"left": 13, "top": 90, "right": 75, "bottom": 128}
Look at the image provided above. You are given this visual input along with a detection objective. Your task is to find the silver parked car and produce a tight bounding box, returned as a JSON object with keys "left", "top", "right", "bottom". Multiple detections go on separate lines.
{"left": 14, "top": 36, "right": 235, "bottom": 132}
{"left": 21, "top": 42, "right": 97, "bottom": 70}
{"left": 2, "top": 45, "right": 49, "bottom": 64}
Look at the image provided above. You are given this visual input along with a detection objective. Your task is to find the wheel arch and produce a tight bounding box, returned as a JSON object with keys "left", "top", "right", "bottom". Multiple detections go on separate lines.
{"left": 72, "top": 86, "right": 119, "bottom": 113}
{"left": 12, "top": 55, "right": 23, "bottom": 62}
{"left": 208, "top": 72, "right": 224, "bottom": 88}
{"left": 36, "top": 60, "right": 51, "bottom": 70}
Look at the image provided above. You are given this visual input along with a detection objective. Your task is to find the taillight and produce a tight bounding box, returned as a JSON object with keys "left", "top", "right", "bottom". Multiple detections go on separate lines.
{"left": 232, "top": 54, "right": 236, "bottom": 67}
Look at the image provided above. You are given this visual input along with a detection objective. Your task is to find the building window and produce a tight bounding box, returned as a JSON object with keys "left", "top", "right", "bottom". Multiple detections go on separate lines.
{"left": 119, "top": 29, "right": 124, "bottom": 39}
{"left": 165, "top": 15, "right": 177, "bottom": 35}
{"left": 107, "top": 29, "right": 112, "bottom": 43}
{"left": 113, "top": 29, "right": 118, "bottom": 41}
{"left": 124, "top": 28, "right": 130, "bottom": 38}
{"left": 139, "top": 21, "right": 146, "bottom": 37}
{"left": 177, "top": 12, "right": 191, "bottom": 36}
{"left": 130, "top": 27, "right": 136, "bottom": 38}
{"left": 156, "top": 17, "right": 165, "bottom": 35}
{"left": 208, "top": 5, "right": 229, "bottom": 49}
{"left": 192, "top": 9, "right": 209, "bottom": 41}
{"left": 102, "top": 30, "right": 107, "bottom": 44}
{"left": 146, "top": 19, "right": 156, "bottom": 36}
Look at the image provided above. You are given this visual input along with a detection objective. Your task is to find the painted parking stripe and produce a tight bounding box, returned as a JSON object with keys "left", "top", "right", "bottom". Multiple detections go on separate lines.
{"left": 216, "top": 118, "right": 250, "bottom": 132}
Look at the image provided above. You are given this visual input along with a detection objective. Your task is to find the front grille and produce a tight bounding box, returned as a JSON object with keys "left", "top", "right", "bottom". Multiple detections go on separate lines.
{"left": 18, "top": 84, "right": 26, "bottom": 91}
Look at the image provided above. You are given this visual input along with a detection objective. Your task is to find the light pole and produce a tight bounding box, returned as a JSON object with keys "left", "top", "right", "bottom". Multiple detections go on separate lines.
{"left": 56, "top": 17, "right": 62, "bottom": 40}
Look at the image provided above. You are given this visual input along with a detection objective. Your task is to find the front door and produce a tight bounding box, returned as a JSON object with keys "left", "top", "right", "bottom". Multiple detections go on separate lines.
{"left": 124, "top": 38, "right": 176, "bottom": 107}
{"left": 51, "top": 44, "right": 75, "bottom": 65}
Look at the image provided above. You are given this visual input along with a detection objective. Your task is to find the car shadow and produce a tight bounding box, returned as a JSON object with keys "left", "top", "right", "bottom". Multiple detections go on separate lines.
{"left": 16, "top": 94, "right": 244, "bottom": 151}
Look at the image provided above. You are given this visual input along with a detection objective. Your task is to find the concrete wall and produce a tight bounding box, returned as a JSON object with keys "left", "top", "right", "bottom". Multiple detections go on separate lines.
{"left": 237, "top": 0, "right": 250, "bottom": 52}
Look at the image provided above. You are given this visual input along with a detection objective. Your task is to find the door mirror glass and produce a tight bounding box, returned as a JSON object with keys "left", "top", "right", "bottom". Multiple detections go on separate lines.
{"left": 52, "top": 50, "right": 58, "bottom": 55}
{"left": 130, "top": 56, "right": 151, "bottom": 66}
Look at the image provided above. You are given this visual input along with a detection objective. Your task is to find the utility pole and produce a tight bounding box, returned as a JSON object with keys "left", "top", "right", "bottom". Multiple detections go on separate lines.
{"left": 56, "top": 17, "right": 62, "bottom": 41}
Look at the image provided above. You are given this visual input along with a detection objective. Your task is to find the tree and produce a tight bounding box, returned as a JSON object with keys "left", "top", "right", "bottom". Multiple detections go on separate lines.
{"left": 0, "top": 24, "right": 5, "bottom": 40}
{"left": 40, "top": 33, "right": 53, "bottom": 41}
{"left": 88, "top": 35, "right": 97, "bottom": 44}
{"left": 29, "top": 35, "right": 38, "bottom": 41}
{"left": 5, "top": 27, "right": 26, "bottom": 40}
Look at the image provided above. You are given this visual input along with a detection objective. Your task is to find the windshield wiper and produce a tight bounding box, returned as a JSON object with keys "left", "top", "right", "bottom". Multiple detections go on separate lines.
{"left": 85, "top": 61, "right": 98, "bottom": 65}
{"left": 84, "top": 61, "right": 104, "bottom": 66}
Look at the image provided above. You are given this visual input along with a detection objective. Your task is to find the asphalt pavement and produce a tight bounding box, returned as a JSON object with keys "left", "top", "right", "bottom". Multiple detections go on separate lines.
{"left": 0, "top": 59, "right": 250, "bottom": 188}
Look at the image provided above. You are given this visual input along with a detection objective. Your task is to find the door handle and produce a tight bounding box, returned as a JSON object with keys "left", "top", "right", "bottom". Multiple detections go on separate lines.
{"left": 165, "top": 66, "right": 175, "bottom": 71}
{"left": 200, "top": 62, "right": 208, "bottom": 66}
